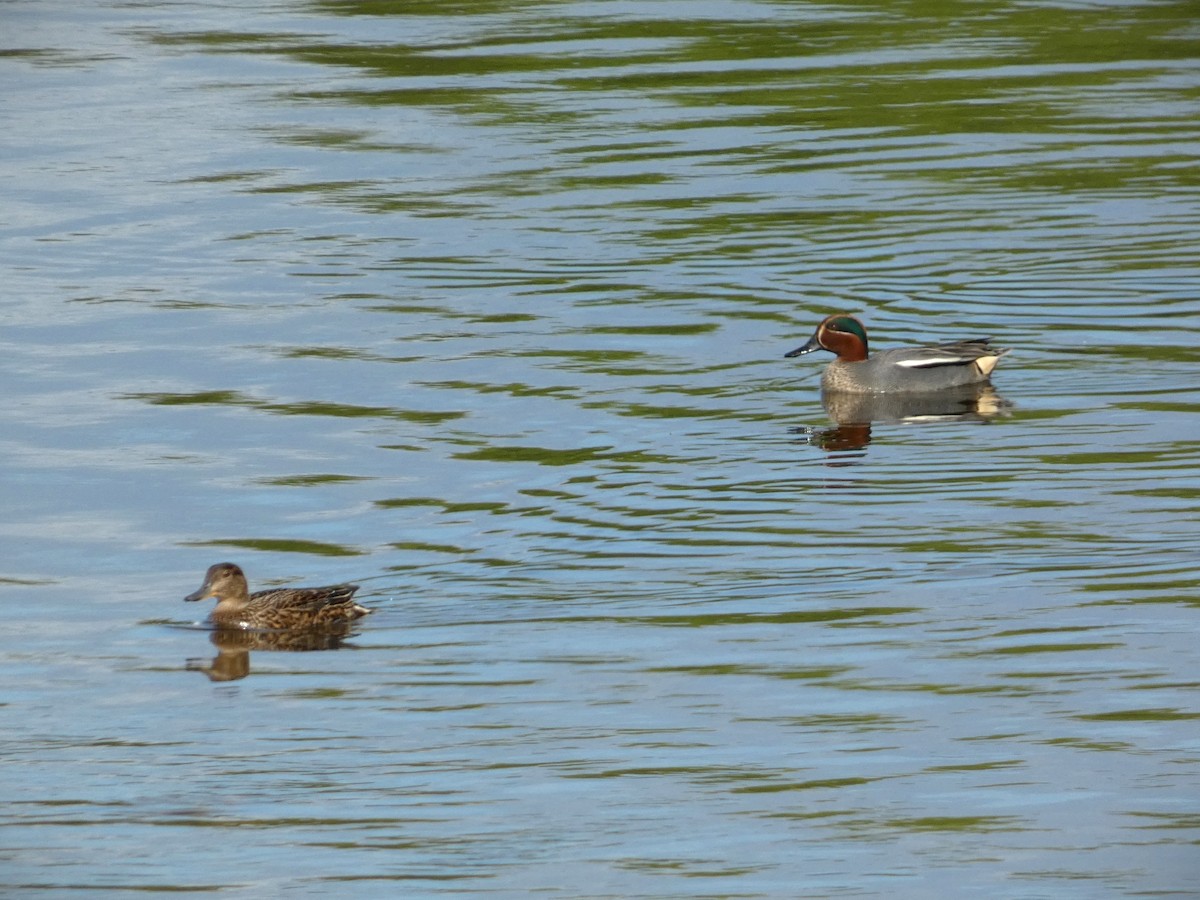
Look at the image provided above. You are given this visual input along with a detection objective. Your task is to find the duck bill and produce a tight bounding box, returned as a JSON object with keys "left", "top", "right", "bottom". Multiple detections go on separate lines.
{"left": 184, "top": 585, "right": 213, "bottom": 603}
{"left": 784, "top": 334, "right": 823, "bottom": 358}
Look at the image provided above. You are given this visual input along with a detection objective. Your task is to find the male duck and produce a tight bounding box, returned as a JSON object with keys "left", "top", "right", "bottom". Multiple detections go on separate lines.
{"left": 184, "top": 562, "right": 370, "bottom": 631}
{"left": 785, "top": 314, "right": 1010, "bottom": 394}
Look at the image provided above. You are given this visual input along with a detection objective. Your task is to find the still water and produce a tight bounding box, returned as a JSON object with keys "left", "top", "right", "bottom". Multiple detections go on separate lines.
{"left": 2, "top": 0, "right": 1198, "bottom": 895}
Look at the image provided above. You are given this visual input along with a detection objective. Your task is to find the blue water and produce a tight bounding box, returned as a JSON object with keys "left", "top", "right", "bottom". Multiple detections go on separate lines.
{"left": 2, "top": 0, "right": 1199, "bottom": 896}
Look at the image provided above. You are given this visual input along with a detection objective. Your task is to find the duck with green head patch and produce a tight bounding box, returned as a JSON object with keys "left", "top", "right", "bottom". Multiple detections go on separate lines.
{"left": 785, "top": 314, "right": 1010, "bottom": 394}
{"left": 184, "top": 562, "right": 371, "bottom": 631}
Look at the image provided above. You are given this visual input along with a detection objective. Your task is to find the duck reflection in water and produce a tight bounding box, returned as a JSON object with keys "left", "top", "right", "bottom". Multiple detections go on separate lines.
{"left": 800, "top": 384, "right": 1012, "bottom": 452}
{"left": 186, "top": 626, "right": 357, "bottom": 682}
{"left": 182, "top": 562, "right": 371, "bottom": 682}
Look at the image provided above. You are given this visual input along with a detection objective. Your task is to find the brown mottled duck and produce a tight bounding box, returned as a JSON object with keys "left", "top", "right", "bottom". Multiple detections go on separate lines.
{"left": 184, "top": 562, "right": 370, "bottom": 631}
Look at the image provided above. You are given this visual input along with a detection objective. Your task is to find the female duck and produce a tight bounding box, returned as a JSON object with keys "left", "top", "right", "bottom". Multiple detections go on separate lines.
{"left": 786, "top": 314, "right": 1010, "bottom": 393}
{"left": 184, "top": 562, "right": 370, "bottom": 631}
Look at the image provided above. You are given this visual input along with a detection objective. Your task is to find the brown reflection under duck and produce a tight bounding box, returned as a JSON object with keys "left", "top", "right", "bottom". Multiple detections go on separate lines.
{"left": 184, "top": 562, "right": 371, "bottom": 631}
{"left": 823, "top": 383, "right": 1011, "bottom": 425}
{"left": 802, "top": 384, "right": 1012, "bottom": 452}
{"left": 186, "top": 626, "right": 355, "bottom": 682}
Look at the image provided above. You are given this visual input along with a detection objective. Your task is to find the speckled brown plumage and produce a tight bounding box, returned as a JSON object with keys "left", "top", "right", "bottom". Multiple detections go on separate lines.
{"left": 184, "top": 562, "right": 371, "bottom": 631}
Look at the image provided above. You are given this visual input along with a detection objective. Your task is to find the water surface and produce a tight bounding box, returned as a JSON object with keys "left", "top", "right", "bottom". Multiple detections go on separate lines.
{"left": 2, "top": 0, "right": 1199, "bottom": 896}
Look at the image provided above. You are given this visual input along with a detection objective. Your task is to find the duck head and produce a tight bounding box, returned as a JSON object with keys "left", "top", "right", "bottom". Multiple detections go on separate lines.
{"left": 785, "top": 314, "right": 869, "bottom": 362}
{"left": 185, "top": 562, "right": 251, "bottom": 605}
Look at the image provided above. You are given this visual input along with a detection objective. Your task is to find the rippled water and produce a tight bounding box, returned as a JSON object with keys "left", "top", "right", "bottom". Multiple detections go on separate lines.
{"left": 3, "top": 0, "right": 1199, "bottom": 895}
